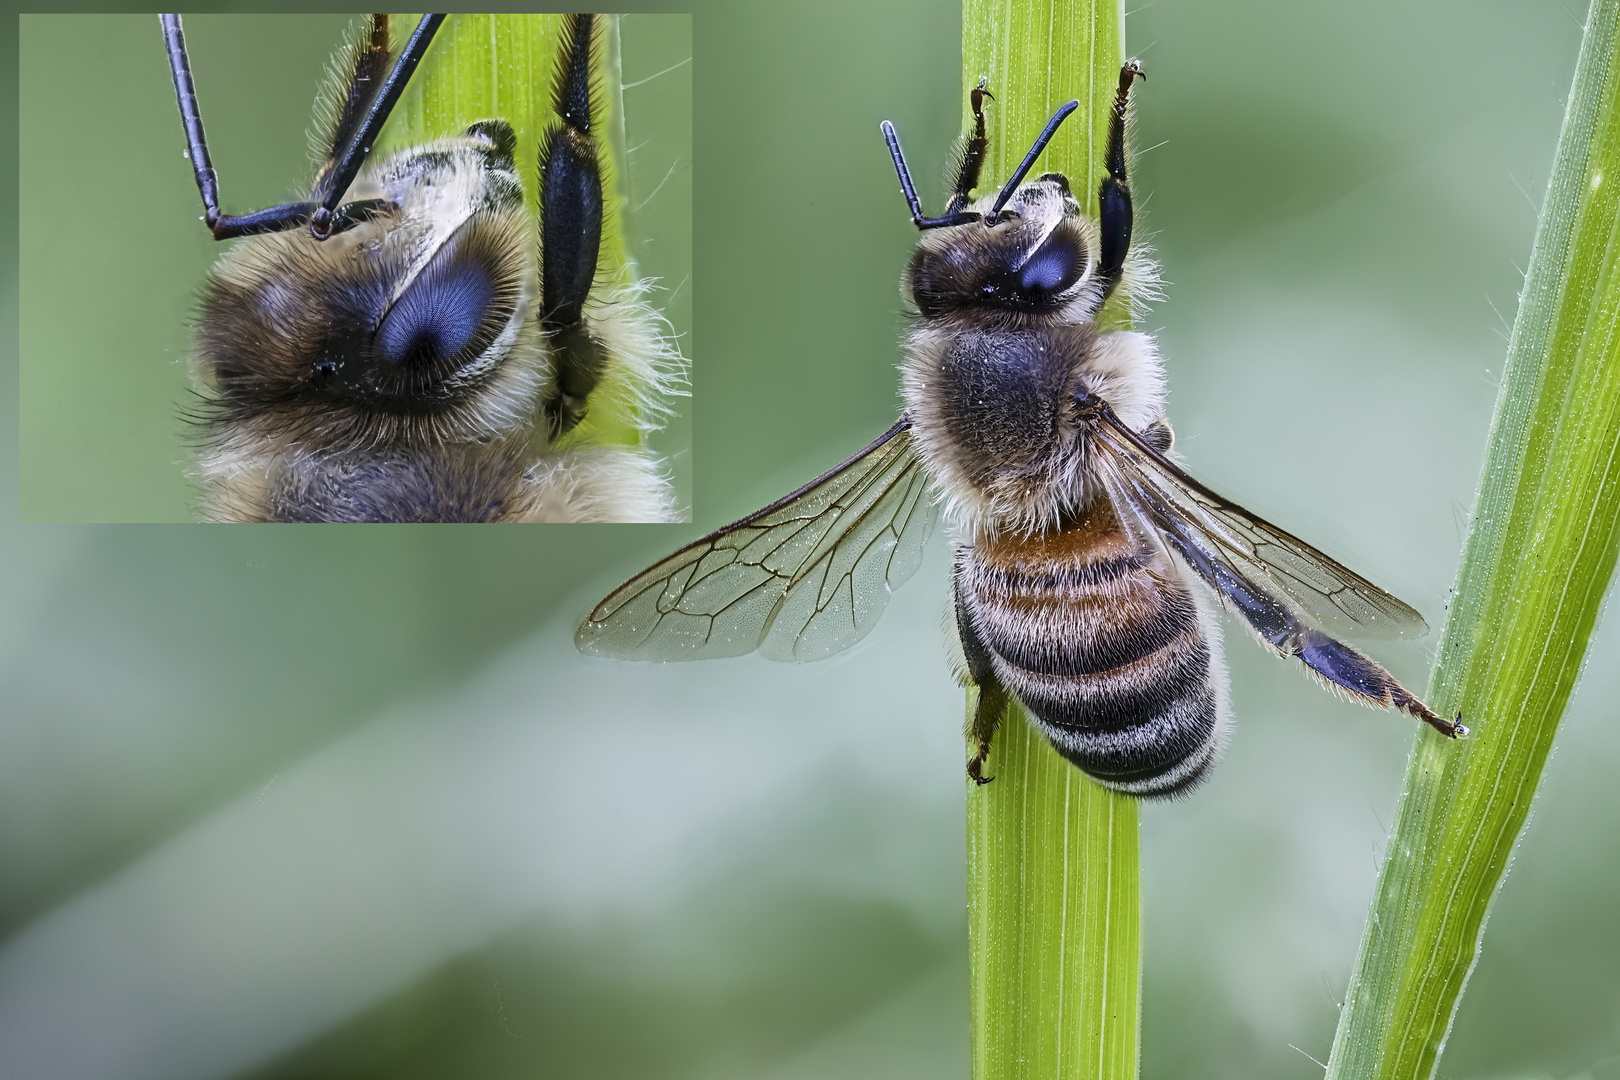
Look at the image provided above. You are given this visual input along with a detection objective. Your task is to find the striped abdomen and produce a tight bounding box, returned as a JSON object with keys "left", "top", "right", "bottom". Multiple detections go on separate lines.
{"left": 954, "top": 498, "right": 1225, "bottom": 797}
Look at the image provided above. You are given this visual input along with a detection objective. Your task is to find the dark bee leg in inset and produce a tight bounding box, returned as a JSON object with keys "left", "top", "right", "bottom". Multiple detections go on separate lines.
{"left": 942, "top": 80, "right": 994, "bottom": 219}
{"left": 319, "top": 15, "right": 396, "bottom": 180}
{"left": 1154, "top": 513, "right": 1469, "bottom": 739}
{"left": 956, "top": 549, "right": 1006, "bottom": 784}
{"left": 1096, "top": 60, "right": 1145, "bottom": 299}
{"left": 160, "top": 13, "right": 443, "bottom": 242}
{"left": 539, "top": 13, "right": 610, "bottom": 439}
{"left": 310, "top": 14, "right": 445, "bottom": 238}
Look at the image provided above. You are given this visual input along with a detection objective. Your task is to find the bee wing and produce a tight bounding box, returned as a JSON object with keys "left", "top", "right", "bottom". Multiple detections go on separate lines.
{"left": 1091, "top": 410, "right": 1428, "bottom": 640}
{"left": 576, "top": 418, "right": 937, "bottom": 662}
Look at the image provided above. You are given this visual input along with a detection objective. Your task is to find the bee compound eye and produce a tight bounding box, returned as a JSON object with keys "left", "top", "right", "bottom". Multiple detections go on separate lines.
{"left": 1017, "top": 230, "right": 1086, "bottom": 296}
{"left": 377, "top": 260, "right": 496, "bottom": 370}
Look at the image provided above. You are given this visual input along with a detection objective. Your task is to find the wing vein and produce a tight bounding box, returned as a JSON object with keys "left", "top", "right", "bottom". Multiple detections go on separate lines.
{"left": 577, "top": 419, "right": 939, "bottom": 662}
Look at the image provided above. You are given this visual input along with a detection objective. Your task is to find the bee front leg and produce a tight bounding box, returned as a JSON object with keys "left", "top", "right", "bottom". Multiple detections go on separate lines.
{"left": 539, "top": 14, "right": 609, "bottom": 438}
{"left": 1097, "top": 60, "right": 1145, "bottom": 299}
{"left": 942, "top": 79, "right": 994, "bottom": 219}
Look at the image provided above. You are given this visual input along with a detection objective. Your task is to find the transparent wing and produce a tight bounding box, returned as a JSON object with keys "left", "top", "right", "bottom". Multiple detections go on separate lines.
{"left": 576, "top": 418, "right": 937, "bottom": 662}
{"left": 1091, "top": 408, "right": 1428, "bottom": 640}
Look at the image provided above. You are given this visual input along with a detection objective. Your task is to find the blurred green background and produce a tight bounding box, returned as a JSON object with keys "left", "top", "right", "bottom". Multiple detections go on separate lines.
{"left": 4, "top": 2, "right": 1619, "bottom": 1079}
{"left": 19, "top": 13, "right": 692, "bottom": 521}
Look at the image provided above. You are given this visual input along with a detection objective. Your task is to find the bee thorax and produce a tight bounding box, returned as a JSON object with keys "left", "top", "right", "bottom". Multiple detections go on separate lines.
{"left": 902, "top": 318, "right": 1167, "bottom": 535}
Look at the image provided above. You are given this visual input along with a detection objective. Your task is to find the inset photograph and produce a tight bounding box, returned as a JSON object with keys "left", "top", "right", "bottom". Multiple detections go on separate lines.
{"left": 19, "top": 14, "right": 691, "bottom": 522}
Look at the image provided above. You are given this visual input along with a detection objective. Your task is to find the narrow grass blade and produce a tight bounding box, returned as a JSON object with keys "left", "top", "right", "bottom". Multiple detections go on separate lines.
{"left": 967, "top": 692, "right": 1141, "bottom": 1080}
{"left": 1326, "top": 1, "right": 1620, "bottom": 1076}
{"left": 962, "top": 3, "right": 1141, "bottom": 1078}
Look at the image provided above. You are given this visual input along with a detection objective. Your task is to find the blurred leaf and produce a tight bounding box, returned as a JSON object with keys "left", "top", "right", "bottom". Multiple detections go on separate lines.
{"left": 1326, "top": 0, "right": 1620, "bottom": 1076}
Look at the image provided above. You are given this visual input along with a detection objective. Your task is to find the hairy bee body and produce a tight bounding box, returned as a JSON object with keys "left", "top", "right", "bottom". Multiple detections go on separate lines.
{"left": 900, "top": 175, "right": 1227, "bottom": 796}
{"left": 576, "top": 65, "right": 1465, "bottom": 799}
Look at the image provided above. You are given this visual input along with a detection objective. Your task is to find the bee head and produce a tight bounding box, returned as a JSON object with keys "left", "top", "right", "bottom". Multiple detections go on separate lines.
{"left": 906, "top": 175, "right": 1101, "bottom": 321}
{"left": 194, "top": 122, "right": 540, "bottom": 449}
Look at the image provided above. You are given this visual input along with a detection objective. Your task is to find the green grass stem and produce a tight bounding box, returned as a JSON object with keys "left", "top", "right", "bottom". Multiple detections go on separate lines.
{"left": 961, "top": 3, "right": 1141, "bottom": 1078}
{"left": 1326, "top": 1, "right": 1620, "bottom": 1075}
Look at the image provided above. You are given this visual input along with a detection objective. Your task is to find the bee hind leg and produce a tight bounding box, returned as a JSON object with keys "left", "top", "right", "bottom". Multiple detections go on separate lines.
{"left": 1153, "top": 500, "right": 1468, "bottom": 741}
{"left": 1293, "top": 629, "right": 1468, "bottom": 738}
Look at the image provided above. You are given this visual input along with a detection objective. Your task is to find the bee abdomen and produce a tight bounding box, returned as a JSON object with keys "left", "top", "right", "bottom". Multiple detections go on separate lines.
{"left": 1001, "top": 619, "right": 1220, "bottom": 797}
{"left": 958, "top": 517, "right": 1224, "bottom": 797}
{"left": 974, "top": 571, "right": 1196, "bottom": 677}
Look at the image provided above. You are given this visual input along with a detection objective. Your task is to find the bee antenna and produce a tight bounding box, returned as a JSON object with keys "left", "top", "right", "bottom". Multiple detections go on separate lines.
{"left": 984, "top": 99, "right": 1080, "bottom": 223}
{"left": 881, "top": 120, "right": 981, "bottom": 230}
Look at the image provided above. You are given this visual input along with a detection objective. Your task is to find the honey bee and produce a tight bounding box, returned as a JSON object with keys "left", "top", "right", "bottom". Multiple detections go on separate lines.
{"left": 160, "top": 13, "right": 683, "bottom": 522}
{"left": 577, "top": 64, "right": 1466, "bottom": 797}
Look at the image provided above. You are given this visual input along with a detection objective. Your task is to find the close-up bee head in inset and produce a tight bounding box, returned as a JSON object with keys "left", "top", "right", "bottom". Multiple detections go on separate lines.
{"left": 160, "top": 13, "right": 687, "bottom": 523}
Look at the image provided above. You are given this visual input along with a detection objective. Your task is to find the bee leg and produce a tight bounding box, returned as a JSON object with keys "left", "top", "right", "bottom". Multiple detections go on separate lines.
{"left": 956, "top": 549, "right": 1004, "bottom": 784}
{"left": 309, "top": 14, "right": 445, "bottom": 239}
{"left": 884, "top": 75, "right": 999, "bottom": 230}
{"left": 314, "top": 15, "right": 396, "bottom": 195}
{"left": 942, "top": 79, "right": 994, "bottom": 218}
{"left": 1293, "top": 630, "right": 1469, "bottom": 739}
{"left": 1154, "top": 515, "right": 1467, "bottom": 740}
{"left": 967, "top": 681, "right": 1009, "bottom": 785}
{"left": 160, "top": 13, "right": 443, "bottom": 241}
{"left": 539, "top": 14, "right": 610, "bottom": 439}
{"left": 1097, "top": 60, "right": 1145, "bottom": 299}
